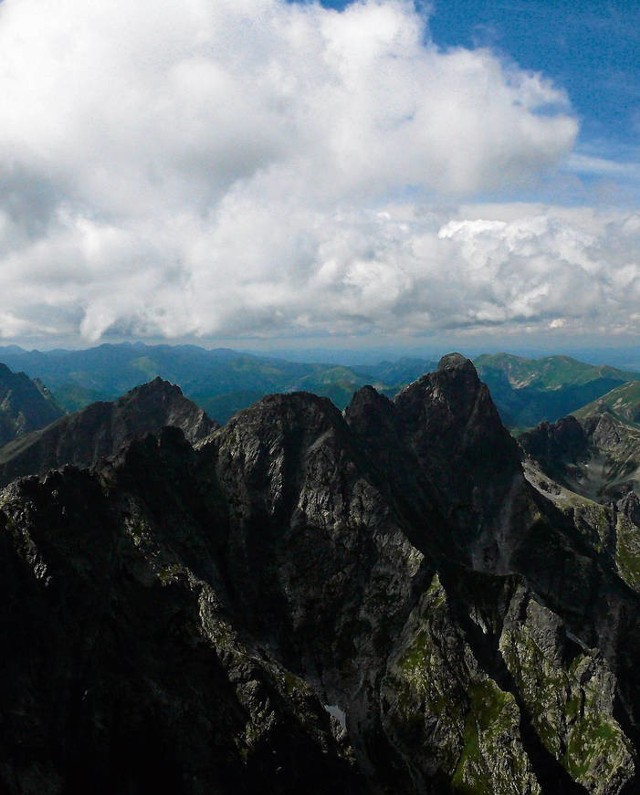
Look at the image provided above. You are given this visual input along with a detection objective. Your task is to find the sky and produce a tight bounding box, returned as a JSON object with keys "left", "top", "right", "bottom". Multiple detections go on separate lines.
{"left": 0, "top": 0, "right": 639, "bottom": 353}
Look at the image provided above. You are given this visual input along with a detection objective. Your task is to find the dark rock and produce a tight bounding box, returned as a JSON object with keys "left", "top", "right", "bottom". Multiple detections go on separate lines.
{"left": 0, "top": 377, "right": 218, "bottom": 487}
{"left": 394, "top": 355, "right": 525, "bottom": 571}
{"left": 0, "top": 355, "right": 639, "bottom": 793}
{"left": 0, "top": 362, "right": 63, "bottom": 447}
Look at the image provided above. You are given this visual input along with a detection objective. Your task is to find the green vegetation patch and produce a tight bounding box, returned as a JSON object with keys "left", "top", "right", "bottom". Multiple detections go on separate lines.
{"left": 574, "top": 380, "right": 640, "bottom": 427}
{"left": 451, "top": 681, "right": 535, "bottom": 794}
{"left": 615, "top": 514, "right": 640, "bottom": 592}
{"left": 130, "top": 356, "right": 161, "bottom": 379}
{"left": 500, "top": 597, "right": 634, "bottom": 793}
{"left": 383, "top": 575, "right": 539, "bottom": 793}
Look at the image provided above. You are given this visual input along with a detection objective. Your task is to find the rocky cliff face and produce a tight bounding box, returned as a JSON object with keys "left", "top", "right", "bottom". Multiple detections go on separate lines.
{"left": 0, "top": 362, "right": 64, "bottom": 447}
{"left": 1, "top": 357, "right": 640, "bottom": 793}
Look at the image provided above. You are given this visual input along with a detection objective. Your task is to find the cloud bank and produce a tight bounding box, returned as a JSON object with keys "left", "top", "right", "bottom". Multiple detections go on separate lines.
{"left": 0, "top": 0, "right": 618, "bottom": 345}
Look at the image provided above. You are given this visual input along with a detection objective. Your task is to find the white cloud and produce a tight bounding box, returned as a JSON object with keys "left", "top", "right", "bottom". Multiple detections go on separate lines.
{"left": 0, "top": 0, "right": 593, "bottom": 344}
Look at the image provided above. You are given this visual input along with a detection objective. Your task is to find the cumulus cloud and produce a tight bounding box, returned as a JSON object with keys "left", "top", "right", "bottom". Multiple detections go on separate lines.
{"left": 0, "top": 0, "right": 594, "bottom": 343}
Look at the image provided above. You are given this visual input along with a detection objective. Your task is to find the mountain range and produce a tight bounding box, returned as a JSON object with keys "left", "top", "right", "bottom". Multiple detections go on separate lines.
{"left": 2, "top": 352, "right": 640, "bottom": 792}
{"left": 474, "top": 353, "right": 640, "bottom": 430}
{"left": 2, "top": 342, "right": 639, "bottom": 430}
{"left": 0, "top": 377, "right": 217, "bottom": 488}
{"left": 0, "top": 343, "right": 436, "bottom": 422}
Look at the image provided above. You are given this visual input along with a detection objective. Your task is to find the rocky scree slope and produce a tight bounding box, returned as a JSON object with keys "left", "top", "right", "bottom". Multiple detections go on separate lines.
{"left": 1, "top": 356, "right": 640, "bottom": 793}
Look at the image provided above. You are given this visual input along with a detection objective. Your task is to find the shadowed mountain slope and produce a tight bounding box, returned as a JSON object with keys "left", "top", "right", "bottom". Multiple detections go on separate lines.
{"left": 1, "top": 356, "right": 640, "bottom": 793}
{"left": 520, "top": 410, "right": 640, "bottom": 504}
{"left": 0, "top": 377, "right": 217, "bottom": 487}
{"left": 0, "top": 362, "right": 63, "bottom": 446}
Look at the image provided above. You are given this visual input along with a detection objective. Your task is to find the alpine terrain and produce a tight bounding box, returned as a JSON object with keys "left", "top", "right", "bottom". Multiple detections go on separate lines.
{"left": 0, "top": 354, "right": 639, "bottom": 793}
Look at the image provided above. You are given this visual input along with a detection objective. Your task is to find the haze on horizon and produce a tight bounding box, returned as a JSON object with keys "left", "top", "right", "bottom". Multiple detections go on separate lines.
{"left": 0, "top": 0, "right": 638, "bottom": 353}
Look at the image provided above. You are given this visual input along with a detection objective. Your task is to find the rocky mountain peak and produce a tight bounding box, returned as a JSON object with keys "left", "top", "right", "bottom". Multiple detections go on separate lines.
{"left": 343, "top": 384, "right": 395, "bottom": 436}
{"left": 395, "top": 353, "right": 490, "bottom": 426}
{"left": 0, "top": 377, "right": 218, "bottom": 487}
{"left": 583, "top": 410, "right": 624, "bottom": 447}
{"left": 437, "top": 350, "right": 477, "bottom": 375}
{"left": 220, "top": 391, "right": 345, "bottom": 459}
{"left": 386, "top": 354, "right": 533, "bottom": 575}
{"left": 114, "top": 376, "right": 218, "bottom": 443}
{"left": 519, "top": 416, "right": 589, "bottom": 473}
{"left": 126, "top": 375, "right": 181, "bottom": 396}
{"left": 396, "top": 354, "right": 520, "bottom": 478}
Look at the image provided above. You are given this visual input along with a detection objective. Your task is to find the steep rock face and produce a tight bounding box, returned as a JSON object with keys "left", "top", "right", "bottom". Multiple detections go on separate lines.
{"left": 0, "top": 377, "right": 217, "bottom": 487}
{"left": 521, "top": 409, "right": 640, "bottom": 610}
{"left": 0, "top": 432, "right": 364, "bottom": 795}
{"left": 0, "top": 362, "right": 63, "bottom": 447}
{"left": 380, "top": 573, "right": 542, "bottom": 794}
{"left": 393, "top": 353, "right": 527, "bottom": 572}
{"left": 519, "top": 416, "right": 590, "bottom": 484}
{"left": 206, "top": 392, "right": 434, "bottom": 789}
{"left": 2, "top": 356, "right": 640, "bottom": 793}
{"left": 499, "top": 586, "right": 634, "bottom": 793}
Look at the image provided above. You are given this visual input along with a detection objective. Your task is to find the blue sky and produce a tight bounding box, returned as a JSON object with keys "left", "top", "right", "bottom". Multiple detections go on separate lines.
{"left": 317, "top": 0, "right": 640, "bottom": 147}
{"left": 0, "top": 0, "right": 638, "bottom": 351}
{"left": 435, "top": 0, "right": 640, "bottom": 209}
{"left": 431, "top": 1, "right": 640, "bottom": 148}
{"left": 310, "top": 0, "right": 640, "bottom": 205}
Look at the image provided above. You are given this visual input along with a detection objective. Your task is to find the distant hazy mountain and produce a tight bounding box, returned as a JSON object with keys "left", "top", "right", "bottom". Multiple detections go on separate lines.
{"left": 474, "top": 352, "right": 639, "bottom": 428}
{"left": 0, "top": 343, "right": 267, "bottom": 404}
{"left": 475, "top": 352, "right": 633, "bottom": 389}
{"left": 0, "top": 363, "right": 64, "bottom": 446}
{"left": 350, "top": 357, "right": 437, "bottom": 386}
{"left": 3, "top": 343, "right": 637, "bottom": 430}
{"left": 0, "top": 343, "right": 436, "bottom": 423}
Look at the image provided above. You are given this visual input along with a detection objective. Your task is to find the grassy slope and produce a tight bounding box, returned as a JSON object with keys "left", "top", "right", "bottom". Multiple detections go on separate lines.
{"left": 573, "top": 381, "right": 640, "bottom": 427}
{"left": 474, "top": 353, "right": 640, "bottom": 429}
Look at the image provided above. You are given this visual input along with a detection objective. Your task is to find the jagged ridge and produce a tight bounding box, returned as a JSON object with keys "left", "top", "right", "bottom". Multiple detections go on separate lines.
{"left": 0, "top": 356, "right": 639, "bottom": 793}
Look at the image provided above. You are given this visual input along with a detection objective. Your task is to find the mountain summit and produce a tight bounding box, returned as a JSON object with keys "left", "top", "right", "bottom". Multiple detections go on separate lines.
{"left": 0, "top": 377, "right": 217, "bottom": 486}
